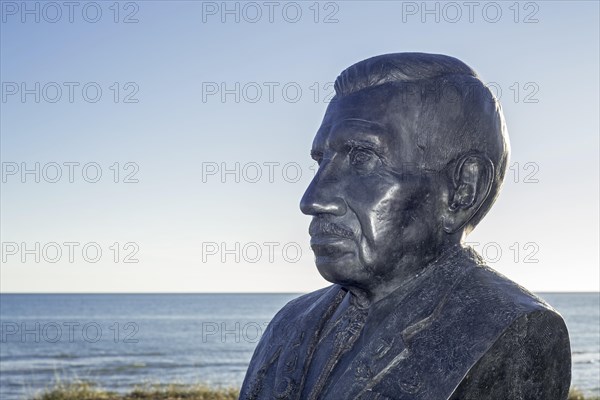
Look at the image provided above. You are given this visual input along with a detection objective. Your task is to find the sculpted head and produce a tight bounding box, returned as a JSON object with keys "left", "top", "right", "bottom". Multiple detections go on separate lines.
{"left": 300, "top": 53, "right": 509, "bottom": 302}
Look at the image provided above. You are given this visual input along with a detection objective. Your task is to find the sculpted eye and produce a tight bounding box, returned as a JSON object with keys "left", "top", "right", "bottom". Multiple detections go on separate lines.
{"left": 348, "top": 146, "right": 382, "bottom": 173}
{"left": 349, "top": 148, "right": 373, "bottom": 165}
{"left": 350, "top": 149, "right": 373, "bottom": 165}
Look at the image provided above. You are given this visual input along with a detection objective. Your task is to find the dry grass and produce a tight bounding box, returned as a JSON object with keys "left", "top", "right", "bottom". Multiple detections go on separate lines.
{"left": 32, "top": 381, "right": 598, "bottom": 400}
{"left": 33, "top": 381, "right": 239, "bottom": 400}
{"left": 570, "top": 388, "right": 600, "bottom": 400}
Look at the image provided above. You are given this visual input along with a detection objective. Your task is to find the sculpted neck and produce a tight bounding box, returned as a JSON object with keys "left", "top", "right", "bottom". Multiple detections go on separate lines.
{"left": 345, "top": 243, "right": 464, "bottom": 307}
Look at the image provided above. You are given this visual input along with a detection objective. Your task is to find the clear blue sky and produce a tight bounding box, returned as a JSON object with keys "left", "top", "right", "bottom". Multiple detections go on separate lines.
{"left": 1, "top": 1, "right": 598, "bottom": 292}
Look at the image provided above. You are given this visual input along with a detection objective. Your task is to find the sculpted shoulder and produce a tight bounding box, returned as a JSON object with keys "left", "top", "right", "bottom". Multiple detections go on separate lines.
{"left": 446, "top": 259, "right": 571, "bottom": 399}
{"left": 239, "top": 285, "right": 343, "bottom": 399}
{"left": 456, "top": 257, "right": 560, "bottom": 321}
{"left": 251, "top": 284, "right": 342, "bottom": 352}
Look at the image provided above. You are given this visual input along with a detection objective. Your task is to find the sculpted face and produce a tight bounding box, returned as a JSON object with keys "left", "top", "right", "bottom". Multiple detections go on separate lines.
{"left": 300, "top": 84, "right": 453, "bottom": 295}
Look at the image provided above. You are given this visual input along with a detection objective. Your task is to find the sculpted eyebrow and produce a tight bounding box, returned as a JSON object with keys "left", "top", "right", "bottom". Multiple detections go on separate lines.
{"left": 340, "top": 118, "right": 387, "bottom": 132}
{"left": 345, "top": 138, "right": 381, "bottom": 151}
{"left": 334, "top": 119, "right": 387, "bottom": 152}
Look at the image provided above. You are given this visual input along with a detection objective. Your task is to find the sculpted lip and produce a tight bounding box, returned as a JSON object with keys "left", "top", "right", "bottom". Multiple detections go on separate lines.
{"left": 310, "top": 233, "right": 355, "bottom": 257}
{"left": 310, "top": 240, "right": 353, "bottom": 258}
{"left": 310, "top": 234, "right": 350, "bottom": 245}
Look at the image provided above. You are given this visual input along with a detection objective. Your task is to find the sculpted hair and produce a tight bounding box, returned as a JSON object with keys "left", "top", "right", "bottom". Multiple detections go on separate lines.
{"left": 334, "top": 52, "right": 478, "bottom": 95}
{"left": 333, "top": 53, "right": 510, "bottom": 232}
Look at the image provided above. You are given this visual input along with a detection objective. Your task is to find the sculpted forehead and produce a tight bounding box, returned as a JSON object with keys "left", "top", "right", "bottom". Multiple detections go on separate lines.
{"left": 314, "top": 85, "right": 423, "bottom": 165}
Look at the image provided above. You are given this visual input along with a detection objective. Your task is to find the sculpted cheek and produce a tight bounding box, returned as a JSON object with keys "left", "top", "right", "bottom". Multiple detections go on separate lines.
{"left": 355, "top": 186, "right": 405, "bottom": 269}
{"left": 370, "top": 186, "right": 405, "bottom": 238}
{"left": 358, "top": 238, "right": 374, "bottom": 269}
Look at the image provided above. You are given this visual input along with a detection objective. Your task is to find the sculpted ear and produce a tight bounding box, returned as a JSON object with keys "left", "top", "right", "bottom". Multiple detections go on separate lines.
{"left": 443, "top": 153, "right": 494, "bottom": 234}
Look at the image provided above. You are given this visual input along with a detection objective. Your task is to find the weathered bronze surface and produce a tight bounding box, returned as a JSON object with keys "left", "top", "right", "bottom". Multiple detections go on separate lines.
{"left": 240, "top": 53, "right": 571, "bottom": 400}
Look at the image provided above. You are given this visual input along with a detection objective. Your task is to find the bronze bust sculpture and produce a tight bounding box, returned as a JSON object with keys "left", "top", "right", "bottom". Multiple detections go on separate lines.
{"left": 240, "top": 53, "right": 571, "bottom": 400}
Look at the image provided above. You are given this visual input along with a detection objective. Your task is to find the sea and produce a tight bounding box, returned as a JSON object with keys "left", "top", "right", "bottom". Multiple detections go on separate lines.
{"left": 0, "top": 293, "right": 598, "bottom": 400}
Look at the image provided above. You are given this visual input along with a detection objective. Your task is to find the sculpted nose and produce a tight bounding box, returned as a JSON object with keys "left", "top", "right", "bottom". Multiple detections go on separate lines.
{"left": 300, "top": 173, "right": 347, "bottom": 217}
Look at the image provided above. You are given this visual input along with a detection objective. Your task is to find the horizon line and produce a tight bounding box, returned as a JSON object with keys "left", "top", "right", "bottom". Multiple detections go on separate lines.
{"left": 1, "top": 291, "right": 599, "bottom": 295}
